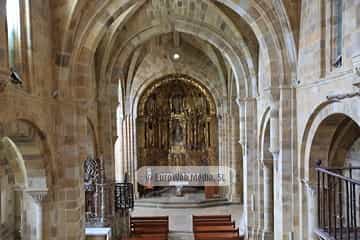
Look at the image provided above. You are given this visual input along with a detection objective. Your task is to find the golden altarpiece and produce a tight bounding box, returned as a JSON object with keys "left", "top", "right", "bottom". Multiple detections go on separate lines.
{"left": 137, "top": 75, "right": 218, "bottom": 195}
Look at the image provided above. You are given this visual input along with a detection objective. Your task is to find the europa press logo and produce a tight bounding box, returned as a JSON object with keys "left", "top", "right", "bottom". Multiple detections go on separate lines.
{"left": 136, "top": 166, "right": 235, "bottom": 187}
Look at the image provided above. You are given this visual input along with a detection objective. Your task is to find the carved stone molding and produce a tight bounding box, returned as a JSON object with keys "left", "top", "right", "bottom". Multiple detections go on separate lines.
{"left": 326, "top": 91, "right": 360, "bottom": 101}
{"left": 26, "top": 188, "right": 48, "bottom": 203}
{"left": 353, "top": 54, "right": 360, "bottom": 77}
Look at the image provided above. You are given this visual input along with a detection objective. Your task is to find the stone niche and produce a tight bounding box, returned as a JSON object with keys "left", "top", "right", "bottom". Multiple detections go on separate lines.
{"left": 137, "top": 75, "right": 218, "bottom": 169}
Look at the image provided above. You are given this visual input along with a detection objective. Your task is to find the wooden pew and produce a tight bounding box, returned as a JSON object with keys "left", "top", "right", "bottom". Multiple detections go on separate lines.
{"left": 193, "top": 215, "right": 231, "bottom": 221}
{"left": 130, "top": 216, "right": 169, "bottom": 240}
{"left": 193, "top": 220, "right": 234, "bottom": 225}
{"left": 194, "top": 231, "right": 240, "bottom": 240}
{"left": 192, "top": 214, "right": 244, "bottom": 240}
{"left": 128, "top": 233, "right": 168, "bottom": 240}
{"left": 194, "top": 226, "right": 238, "bottom": 233}
{"left": 131, "top": 222, "right": 168, "bottom": 228}
{"left": 131, "top": 227, "right": 168, "bottom": 234}
{"left": 131, "top": 216, "right": 169, "bottom": 222}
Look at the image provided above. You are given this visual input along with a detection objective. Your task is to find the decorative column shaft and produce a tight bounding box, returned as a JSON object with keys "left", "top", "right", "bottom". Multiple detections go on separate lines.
{"left": 304, "top": 181, "right": 318, "bottom": 240}
{"left": 230, "top": 113, "right": 242, "bottom": 202}
{"left": 115, "top": 107, "right": 125, "bottom": 182}
{"left": 27, "top": 189, "right": 48, "bottom": 240}
{"left": 236, "top": 97, "right": 257, "bottom": 238}
{"left": 262, "top": 160, "right": 274, "bottom": 240}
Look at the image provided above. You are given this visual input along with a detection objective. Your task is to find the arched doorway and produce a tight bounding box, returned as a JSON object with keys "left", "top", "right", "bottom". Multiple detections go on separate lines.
{"left": 136, "top": 75, "right": 218, "bottom": 197}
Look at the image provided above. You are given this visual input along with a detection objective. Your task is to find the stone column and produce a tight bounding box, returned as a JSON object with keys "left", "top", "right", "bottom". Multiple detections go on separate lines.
{"left": 230, "top": 113, "right": 242, "bottom": 202}
{"left": 262, "top": 159, "right": 274, "bottom": 240}
{"left": 304, "top": 181, "right": 318, "bottom": 240}
{"left": 236, "top": 97, "right": 257, "bottom": 238}
{"left": 273, "top": 86, "right": 295, "bottom": 240}
{"left": 115, "top": 107, "right": 125, "bottom": 182}
{"left": 26, "top": 189, "right": 48, "bottom": 240}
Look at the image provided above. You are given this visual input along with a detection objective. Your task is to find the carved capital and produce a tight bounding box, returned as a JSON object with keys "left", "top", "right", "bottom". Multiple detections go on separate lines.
{"left": 301, "top": 179, "right": 316, "bottom": 195}
{"left": 26, "top": 188, "right": 48, "bottom": 203}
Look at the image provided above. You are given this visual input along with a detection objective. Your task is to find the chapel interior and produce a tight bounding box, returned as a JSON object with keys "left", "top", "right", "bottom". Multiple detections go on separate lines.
{"left": 1, "top": 0, "right": 360, "bottom": 240}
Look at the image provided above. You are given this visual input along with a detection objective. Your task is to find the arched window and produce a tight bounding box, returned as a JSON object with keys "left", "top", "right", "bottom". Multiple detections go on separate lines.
{"left": 6, "top": 0, "right": 21, "bottom": 71}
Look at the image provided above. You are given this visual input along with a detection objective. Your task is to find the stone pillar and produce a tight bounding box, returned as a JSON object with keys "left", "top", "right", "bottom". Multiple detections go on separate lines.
{"left": 304, "top": 181, "right": 318, "bottom": 240}
{"left": 262, "top": 159, "right": 274, "bottom": 240}
{"left": 273, "top": 86, "right": 295, "bottom": 240}
{"left": 27, "top": 189, "right": 48, "bottom": 240}
{"left": 230, "top": 113, "right": 242, "bottom": 202}
{"left": 236, "top": 97, "right": 257, "bottom": 238}
{"left": 115, "top": 114, "right": 139, "bottom": 197}
{"left": 115, "top": 106, "right": 125, "bottom": 182}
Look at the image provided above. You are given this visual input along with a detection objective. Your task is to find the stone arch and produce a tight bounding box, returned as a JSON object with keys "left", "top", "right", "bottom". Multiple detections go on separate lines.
{"left": 104, "top": 21, "right": 252, "bottom": 103}
{"left": 300, "top": 99, "right": 360, "bottom": 239}
{"left": 0, "top": 137, "right": 29, "bottom": 188}
{"left": 0, "top": 136, "right": 28, "bottom": 239}
{"left": 111, "top": 20, "right": 253, "bottom": 92}
{"left": 0, "top": 119, "right": 52, "bottom": 240}
{"left": 60, "top": 0, "right": 298, "bottom": 103}
{"left": 131, "top": 74, "right": 221, "bottom": 119}
{"left": 217, "top": 0, "right": 297, "bottom": 86}
{"left": 301, "top": 99, "right": 360, "bottom": 182}
{"left": 3, "top": 119, "right": 50, "bottom": 190}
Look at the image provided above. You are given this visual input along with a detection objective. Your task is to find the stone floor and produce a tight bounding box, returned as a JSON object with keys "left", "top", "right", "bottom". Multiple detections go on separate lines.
{"left": 132, "top": 204, "right": 244, "bottom": 233}
{"left": 169, "top": 233, "right": 194, "bottom": 240}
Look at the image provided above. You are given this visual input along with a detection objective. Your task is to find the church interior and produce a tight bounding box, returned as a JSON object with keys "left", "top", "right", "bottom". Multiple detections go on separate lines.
{"left": 0, "top": 0, "right": 360, "bottom": 239}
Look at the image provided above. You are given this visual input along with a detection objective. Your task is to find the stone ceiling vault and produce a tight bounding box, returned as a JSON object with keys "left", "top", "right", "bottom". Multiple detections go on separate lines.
{"left": 53, "top": 0, "right": 299, "bottom": 111}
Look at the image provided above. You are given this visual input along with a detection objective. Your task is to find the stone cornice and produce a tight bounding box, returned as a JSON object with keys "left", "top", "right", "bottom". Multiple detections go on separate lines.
{"left": 326, "top": 90, "right": 360, "bottom": 101}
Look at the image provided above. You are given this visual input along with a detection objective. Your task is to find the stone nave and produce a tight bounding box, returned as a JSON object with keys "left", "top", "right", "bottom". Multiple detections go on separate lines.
{"left": 0, "top": 0, "right": 360, "bottom": 240}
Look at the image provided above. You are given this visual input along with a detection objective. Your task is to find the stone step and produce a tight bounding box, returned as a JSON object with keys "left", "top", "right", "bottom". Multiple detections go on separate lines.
{"left": 135, "top": 198, "right": 233, "bottom": 208}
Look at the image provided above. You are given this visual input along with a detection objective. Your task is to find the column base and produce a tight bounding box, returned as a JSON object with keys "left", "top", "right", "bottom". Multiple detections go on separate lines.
{"left": 262, "top": 231, "right": 274, "bottom": 240}
{"left": 229, "top": 195, "right": 242, "bottom": 203}
{"left": 248, "top": 227, "right": 262, "bottom": 240}
{"left": 255, "top": 228, "right": 264, "bottom": 240}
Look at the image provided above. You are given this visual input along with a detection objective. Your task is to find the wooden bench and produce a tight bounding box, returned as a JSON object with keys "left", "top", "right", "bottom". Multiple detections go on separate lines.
{"left": 193, "top": 221, "right": 235, "bottom": 228}
{"left": 193, "top": 215, "right": 232, "bottom": 221}
{"left": 192, "top": 214, "right": 244, "bottom": 240}
{"left": 194, "top": 226, "right": 238, "bottom": 233}
{"left": 130, "top": 216, "right": 169, "bottom": 240}
{"left": 131, "top": 216, "right": 169, "bottom": 221}
{"left": 194, "top": 231, "right": 240, "bottom": 240}
{"left": 130, "top": 222, "right": 169, "bottom": 230}
{"left": 131, "top": 227, "right": 168, "bottom": 234}
{"left": 128, "top": 233, "right": 168, "bottom": 240}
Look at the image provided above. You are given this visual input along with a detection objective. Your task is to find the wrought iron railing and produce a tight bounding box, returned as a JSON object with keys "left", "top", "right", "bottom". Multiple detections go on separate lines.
{"left": 316, "top": 165, "right": 360, "bottom": 240}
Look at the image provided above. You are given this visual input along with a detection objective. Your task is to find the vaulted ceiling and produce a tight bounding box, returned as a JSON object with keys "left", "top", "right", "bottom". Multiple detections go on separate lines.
{"left": 52, "top": 0, "right": 300, "bottom": 108}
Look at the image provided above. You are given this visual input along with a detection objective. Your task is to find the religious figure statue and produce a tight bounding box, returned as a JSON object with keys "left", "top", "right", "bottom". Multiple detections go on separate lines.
{"left": 172, "top": 119, "right": 183, "bottom": 143}
{"left": 146, "top": 95, "right": 157, "bottom": 115}
{"left": 171, "top": 93, "right": 183, "bottom": 114}
{"left": 148, "top": 120, "right": 155, "bottom": 147}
